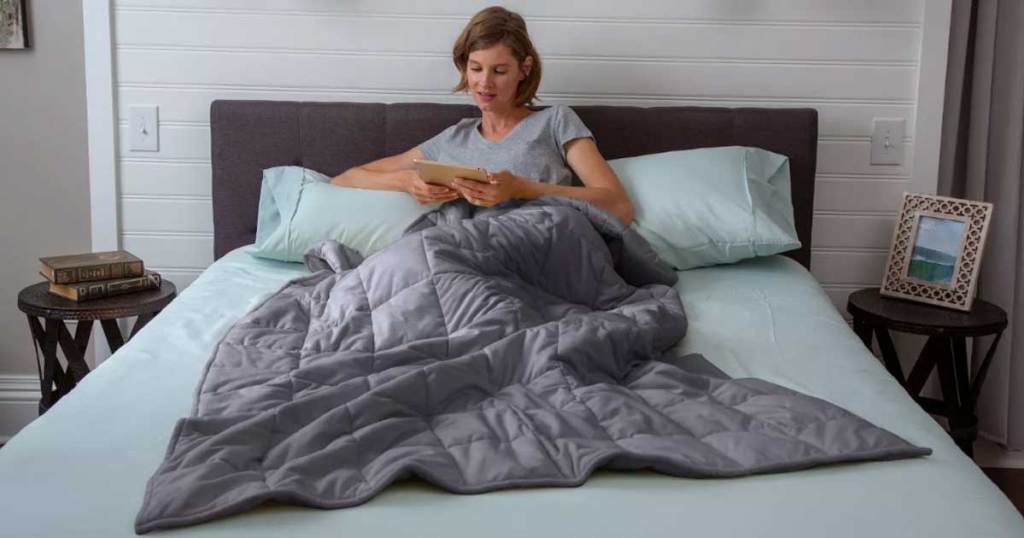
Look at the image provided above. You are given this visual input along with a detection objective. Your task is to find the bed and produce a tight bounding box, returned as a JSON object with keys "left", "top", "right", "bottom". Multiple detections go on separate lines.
{"left": 0, "top": 101, "right": 1020, "bottom": 537}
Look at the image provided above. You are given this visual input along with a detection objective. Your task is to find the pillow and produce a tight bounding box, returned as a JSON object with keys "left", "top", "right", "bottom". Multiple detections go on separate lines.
{"left": 608, "top": 146, "right": 800, "bottom": 270}
{"left": 253, "top": 166, "right": 436, "bottom": 262}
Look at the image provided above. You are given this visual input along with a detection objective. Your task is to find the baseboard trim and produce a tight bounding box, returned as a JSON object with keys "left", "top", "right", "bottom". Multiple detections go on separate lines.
{"left": 0, "top": 375, "right": 40, "bottom": 443}
{"left": 977, "top": 432, "right": 1024, "bottom": 469}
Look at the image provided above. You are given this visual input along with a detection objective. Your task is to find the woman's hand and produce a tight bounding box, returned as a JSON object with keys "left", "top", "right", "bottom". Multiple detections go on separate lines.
{"left": 452, "top": 170, "right": 526, "bottom": 207}
{"left": 404, "top": 169, "right": 460, "bottom": 205}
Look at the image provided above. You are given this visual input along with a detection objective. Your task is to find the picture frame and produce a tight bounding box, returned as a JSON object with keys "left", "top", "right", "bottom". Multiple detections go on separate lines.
{"left": 880, "top": 192, "right": 993, "bottom": 311}
{"left": 0, "top": 0, "right": 29, "bottom": 50}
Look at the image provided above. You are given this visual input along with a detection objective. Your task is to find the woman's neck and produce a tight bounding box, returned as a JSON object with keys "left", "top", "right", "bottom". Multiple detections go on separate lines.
{"left": 480, "top": 106, "right": 531, "bottom": 138}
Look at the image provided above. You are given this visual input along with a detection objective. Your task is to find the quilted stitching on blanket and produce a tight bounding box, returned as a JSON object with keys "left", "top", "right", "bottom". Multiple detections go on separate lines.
{"left": 136, "top": 198, "right": 928, "bottom": 533}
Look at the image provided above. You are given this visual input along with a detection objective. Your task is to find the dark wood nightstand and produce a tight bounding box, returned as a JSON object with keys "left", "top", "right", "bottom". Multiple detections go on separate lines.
{"left": 847, "top": 287, "right": 1007, "bottom": 457}
{"left": 17, "top": 281, "right": 176, "bottom": 415}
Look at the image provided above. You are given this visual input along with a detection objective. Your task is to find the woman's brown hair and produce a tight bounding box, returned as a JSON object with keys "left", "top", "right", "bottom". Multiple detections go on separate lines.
{"left": 452, "top": 6, "right": 543, "bottom": 107}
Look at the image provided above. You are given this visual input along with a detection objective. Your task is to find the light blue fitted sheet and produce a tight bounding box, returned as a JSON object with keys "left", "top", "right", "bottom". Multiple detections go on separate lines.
{"left": 0, "top": 246, "right": 1020, "bottom": 537}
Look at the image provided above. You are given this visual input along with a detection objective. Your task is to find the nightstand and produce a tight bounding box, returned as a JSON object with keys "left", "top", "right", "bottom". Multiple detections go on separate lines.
{"left": 847, "top": 287, "right": 1007, "bottom": 457}
{"left": 17, "top": 280, "right": 176, "bottom": 414}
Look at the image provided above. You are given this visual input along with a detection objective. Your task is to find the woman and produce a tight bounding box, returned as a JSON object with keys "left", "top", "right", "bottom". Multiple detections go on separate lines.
{"left": 330, "top": 6, "right": 634, "bottom": 224}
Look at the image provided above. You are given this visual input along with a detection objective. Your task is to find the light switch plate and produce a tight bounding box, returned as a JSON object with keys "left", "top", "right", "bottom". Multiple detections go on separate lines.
{"left": 870, "top": 117, "right": 905, "bottom": 165}
{"left": 129, "top": 105, "right": 159, "bottom": 152}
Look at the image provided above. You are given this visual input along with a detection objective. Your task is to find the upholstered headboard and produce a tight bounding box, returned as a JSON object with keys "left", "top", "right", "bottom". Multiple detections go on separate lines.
{"left": 210, "top": 101, "right": 817, "bottom": 267}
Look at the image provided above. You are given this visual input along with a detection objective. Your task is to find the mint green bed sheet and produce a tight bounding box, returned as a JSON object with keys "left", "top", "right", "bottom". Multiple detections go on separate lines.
{"left": 0, "top": 246, "right": 1020, "bottom": 537}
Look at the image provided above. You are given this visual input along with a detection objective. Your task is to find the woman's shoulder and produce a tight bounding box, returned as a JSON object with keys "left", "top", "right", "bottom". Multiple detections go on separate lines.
{"left": 432, "top": 117, "right": 478, "bottom": 139}
{"left": 541, "top": 104, "right": 585, "bottom": 123}
{"left": 419, "top": 117, "right": 478, "bottom": 156}
{"left": 539, "top": 104, "right": 589, "bottom": 131}
{"left": 538, "top": 103, "right": 572, "bottom": 117}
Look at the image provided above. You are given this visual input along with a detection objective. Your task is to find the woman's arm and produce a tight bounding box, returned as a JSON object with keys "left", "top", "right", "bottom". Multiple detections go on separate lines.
{"left": 330, "top": 146, "right": 420, "bottom": 191}
{"left": 520, "top": 137, "right": 633, "bottom": 224}
{"left": 451, "top": 138, "right": 634, "bottom": 224}
{"left": 331, "top": 146, "right": 458, "bottom": 204}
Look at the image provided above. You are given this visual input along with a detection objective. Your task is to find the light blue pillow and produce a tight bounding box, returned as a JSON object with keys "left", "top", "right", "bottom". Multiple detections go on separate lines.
{"left": 253, "top": 166, "right": 436, "bottom": 262}
{"left": 608, "top": 146, "right": 800, "bottom": 270}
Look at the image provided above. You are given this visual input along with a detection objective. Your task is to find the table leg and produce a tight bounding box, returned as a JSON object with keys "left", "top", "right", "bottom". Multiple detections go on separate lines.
{"left": 100, "top": 319, "right": 126, "bottom": 353}
{"left": 56, "top": 320, "right": 93, "bottom": 385}
{"left": 905, "top": 336, "right": 942, "bottom": 397}
{"left": 26, "top": 316, "right": 59, "bottom": 414}
{"left": 874, "top": 327, "right": 907, "bottom": 385}
{"left": 935, "top": 336, "right": 977, "bottom": 457}
{"left": 24, "top": 312, "right": 160, "bottom": 415}
{"left": 102, "top": 312, "right": 159, "bottom": 352}
{"left": 972, "top": 330, "right": 1004, "bottom": 402}
{"left": 129, "top": 311, "right": 157, "bottom": 339}
{"left": 24, "top": 316, "right": 94, "bottom": 415}
{"left": 852, "top": 319, "right": 873, "bottom": 348}
{"left": 952, "top": 337, "right": 974, "bottom": 412}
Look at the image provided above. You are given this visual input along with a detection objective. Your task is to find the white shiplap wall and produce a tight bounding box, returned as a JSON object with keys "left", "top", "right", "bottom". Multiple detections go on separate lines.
{"left": 111, "top": 0, "right": 929, "bottom": 314}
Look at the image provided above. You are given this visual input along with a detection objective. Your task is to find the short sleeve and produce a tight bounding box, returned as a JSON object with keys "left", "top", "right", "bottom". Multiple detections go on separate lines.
{"left": 553, "top": 105, "right": 594, "bottom": 159}
{"left": 417, "top": 124, "right": 456, "bottom": 161}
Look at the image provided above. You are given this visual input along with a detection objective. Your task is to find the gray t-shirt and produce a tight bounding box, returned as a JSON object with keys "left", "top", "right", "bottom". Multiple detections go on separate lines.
{"left": 418, "top": 104, "right": 594, "bottom": 186}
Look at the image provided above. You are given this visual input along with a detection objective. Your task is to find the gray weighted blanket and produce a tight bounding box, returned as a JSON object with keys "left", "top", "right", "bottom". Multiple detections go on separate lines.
{"left": 136, "top": 197, "right": 929, "bottom": 533}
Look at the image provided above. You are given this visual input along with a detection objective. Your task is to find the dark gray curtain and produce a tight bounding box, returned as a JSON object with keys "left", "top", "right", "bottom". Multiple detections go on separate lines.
{"left": 938, "top": 0, "right": 1024, "bottom": 448}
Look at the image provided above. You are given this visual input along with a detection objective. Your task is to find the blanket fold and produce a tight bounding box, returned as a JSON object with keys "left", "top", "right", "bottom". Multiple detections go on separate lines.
{"left": 136, "top": 197, "right": 928, "bottom": 533}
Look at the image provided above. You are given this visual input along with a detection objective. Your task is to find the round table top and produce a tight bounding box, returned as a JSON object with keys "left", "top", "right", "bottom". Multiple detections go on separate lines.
{"left": 846, "top": 287, "right": 1007, "bottom": 336}
{"left": 17, "top": 280, "right": 177, "bottom": 321}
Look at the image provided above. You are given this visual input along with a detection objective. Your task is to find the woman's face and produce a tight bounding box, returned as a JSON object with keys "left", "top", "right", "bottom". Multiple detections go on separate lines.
{"left": 466, "top": 43, "right": 531, "bottom": 112}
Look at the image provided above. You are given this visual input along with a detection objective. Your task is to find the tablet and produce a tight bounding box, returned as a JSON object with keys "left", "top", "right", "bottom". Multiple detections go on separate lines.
{"left": 413, "top": 159, "right": 489, "bottom": 187}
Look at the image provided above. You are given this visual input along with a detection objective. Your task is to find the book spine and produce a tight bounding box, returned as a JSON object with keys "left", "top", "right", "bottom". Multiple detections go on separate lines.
{"left": 51, "top": 261, "right": 145, "bottom": 284}
{"left": 67, "top": 273, "right": 160, "bottom": 301}
{"left": 47, "top": 283, "right": 78, "bottom": 301}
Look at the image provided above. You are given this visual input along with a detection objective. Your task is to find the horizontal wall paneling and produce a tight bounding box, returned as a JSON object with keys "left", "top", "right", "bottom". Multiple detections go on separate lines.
{"left": 111, "top": 0, "right": 928, "bottom": 307}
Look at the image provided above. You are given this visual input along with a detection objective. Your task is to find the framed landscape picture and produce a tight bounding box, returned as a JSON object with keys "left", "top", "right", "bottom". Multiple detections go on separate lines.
{"left": 0, "top": 0, "right": 29, "bottom": 50}
{"left": 881, "top": 193, "right": 993, "bottom": 311}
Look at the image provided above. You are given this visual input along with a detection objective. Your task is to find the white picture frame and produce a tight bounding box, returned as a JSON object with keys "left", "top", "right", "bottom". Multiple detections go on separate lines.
{"left": 0, "top": 0, "right": 29, "bottom": 50}
{"left": 881, "top": 193, "right": 993, "bottom": 311}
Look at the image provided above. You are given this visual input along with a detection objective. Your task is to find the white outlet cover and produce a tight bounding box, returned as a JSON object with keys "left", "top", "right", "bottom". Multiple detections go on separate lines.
{"left": 870, "top": 117, "right": 905, "bottom": 165}
{"left": 129, "top": 105, "right": 159, "bottom": 152}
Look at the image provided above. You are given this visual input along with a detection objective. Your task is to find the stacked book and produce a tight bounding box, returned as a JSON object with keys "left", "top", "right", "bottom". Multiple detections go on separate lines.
{"left": 39, "top": 250, "right": 161, "bottom": 301}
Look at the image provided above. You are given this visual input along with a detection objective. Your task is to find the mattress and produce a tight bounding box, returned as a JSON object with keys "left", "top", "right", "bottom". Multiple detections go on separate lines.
{"left": 0, "top": 245, "right": 1020, "bottom": 537}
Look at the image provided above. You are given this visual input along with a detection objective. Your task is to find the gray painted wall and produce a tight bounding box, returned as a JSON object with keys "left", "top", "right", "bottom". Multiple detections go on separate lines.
{"left": 0, "top": 2, "right": 92, "bottom": 385}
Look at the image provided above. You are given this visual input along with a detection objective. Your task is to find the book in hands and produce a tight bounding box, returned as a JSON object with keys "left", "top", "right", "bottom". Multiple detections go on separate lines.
{"left": 39, "top": 249, "right": 144, "bottom": 284}
{"left": 47, "top": 271, "right": 161, "bottom": 302}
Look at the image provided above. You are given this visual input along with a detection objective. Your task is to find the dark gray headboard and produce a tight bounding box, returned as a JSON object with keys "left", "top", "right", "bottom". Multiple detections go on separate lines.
{"left": 210, "top": 101, "right": 817, "bottom": 267}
